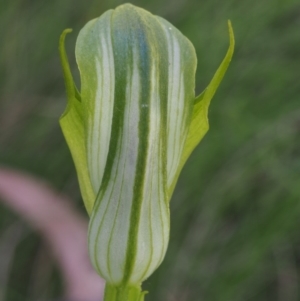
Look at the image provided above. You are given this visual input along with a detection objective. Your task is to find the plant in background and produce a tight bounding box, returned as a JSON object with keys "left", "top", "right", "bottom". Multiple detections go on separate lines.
{"left": 59, "top": 3, "right": 234, "bottom": 301}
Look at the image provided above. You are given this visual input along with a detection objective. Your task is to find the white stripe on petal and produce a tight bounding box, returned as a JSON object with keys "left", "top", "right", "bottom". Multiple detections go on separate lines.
{"left": 89, "top": 57, "right": 141, "bottom": 284}
{"left": 161, "top": 23, "right": 187, "bottom": 189}
{"left": 87, "top": 24, "right": 115, "bottom": 194}
{"left": 130, "top": 66, "right": 169, "bottom": 284}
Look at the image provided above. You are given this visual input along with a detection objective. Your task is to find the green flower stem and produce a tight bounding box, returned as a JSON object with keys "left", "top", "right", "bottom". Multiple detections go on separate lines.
{"left": 103, "top": 284, "right": 147, "bottom": 301}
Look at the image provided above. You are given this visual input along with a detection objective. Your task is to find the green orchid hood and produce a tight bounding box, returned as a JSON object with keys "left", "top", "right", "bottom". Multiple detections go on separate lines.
{"left": 59, "top": 2, "right": 234, "bottom": 296}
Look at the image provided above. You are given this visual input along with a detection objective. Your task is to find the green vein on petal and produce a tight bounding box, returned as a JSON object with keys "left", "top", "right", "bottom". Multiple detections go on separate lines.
{"left": 75, "top": 11, "right": 115, "bottom": 197}
{"left": 168, "top": 21, "right": 235, "bottom": 198}
{"left": 156, "top": 17, "right": 197, "bottom": 196}
{"left": 59, "top": 29, "right": 95, "bottom": 214}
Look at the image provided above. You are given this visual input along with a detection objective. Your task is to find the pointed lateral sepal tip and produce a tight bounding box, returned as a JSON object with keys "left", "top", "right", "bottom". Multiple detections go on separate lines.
{"left": 167, "top": 20, "right": 235, "bottom": 197}
{"left": 199, "top": 20, "right": 234, "bottom": 108}
{"left": 59, "top": 29, "right": 75, "bottom": 102}
{"left": 59, "top": 28, "right": 95, "bottom": 215}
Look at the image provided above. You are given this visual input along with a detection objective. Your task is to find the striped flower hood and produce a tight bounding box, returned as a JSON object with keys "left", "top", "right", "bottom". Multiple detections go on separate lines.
{"left": 59, "top": 3, "right": 234, "bottom": 288}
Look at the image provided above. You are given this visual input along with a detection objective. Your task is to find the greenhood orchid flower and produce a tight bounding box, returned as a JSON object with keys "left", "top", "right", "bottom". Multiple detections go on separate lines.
{"left": 59, "top": 3, "right": 234, "bottom": 300}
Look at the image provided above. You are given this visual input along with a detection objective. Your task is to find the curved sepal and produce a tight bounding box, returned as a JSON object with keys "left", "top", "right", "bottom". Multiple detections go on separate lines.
{"left": 168, "top": 21, "right": 235, "bottom": 197}
{"left": 59, "top": 29, "right": 95, "bottom": 214}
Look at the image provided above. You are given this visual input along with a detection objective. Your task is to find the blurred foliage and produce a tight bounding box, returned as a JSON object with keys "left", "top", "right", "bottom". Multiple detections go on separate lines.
{"left": 1, "top": 0, "right": 300, "bottom": 300}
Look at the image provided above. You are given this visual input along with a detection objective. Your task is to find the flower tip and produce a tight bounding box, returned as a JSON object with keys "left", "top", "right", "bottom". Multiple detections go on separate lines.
{"left": 59, "top": 28, "right": 73, "bottom": 53}
{"left": 63, "top": 28, "right": 73, "bottom": 34}
{"left": 60, "top": 28, "right": 73, "bottom": 42}
{"left": 227, "top": 20, "right": 235, "bottom": 51}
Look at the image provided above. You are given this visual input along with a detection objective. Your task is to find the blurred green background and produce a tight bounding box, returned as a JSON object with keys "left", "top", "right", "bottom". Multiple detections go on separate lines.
{"left": 1, "top": 0, "right": 300, "bottom": 300}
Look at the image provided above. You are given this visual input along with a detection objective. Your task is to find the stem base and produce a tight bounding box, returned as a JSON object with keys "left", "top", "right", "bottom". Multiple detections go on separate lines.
{"left": 104, "top": 283, "right": 147, "bottom": 301}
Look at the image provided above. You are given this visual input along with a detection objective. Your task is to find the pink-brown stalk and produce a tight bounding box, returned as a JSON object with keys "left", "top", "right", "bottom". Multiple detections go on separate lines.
{"left": 0, "top": 168, "right": 105, "bottom": 301}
